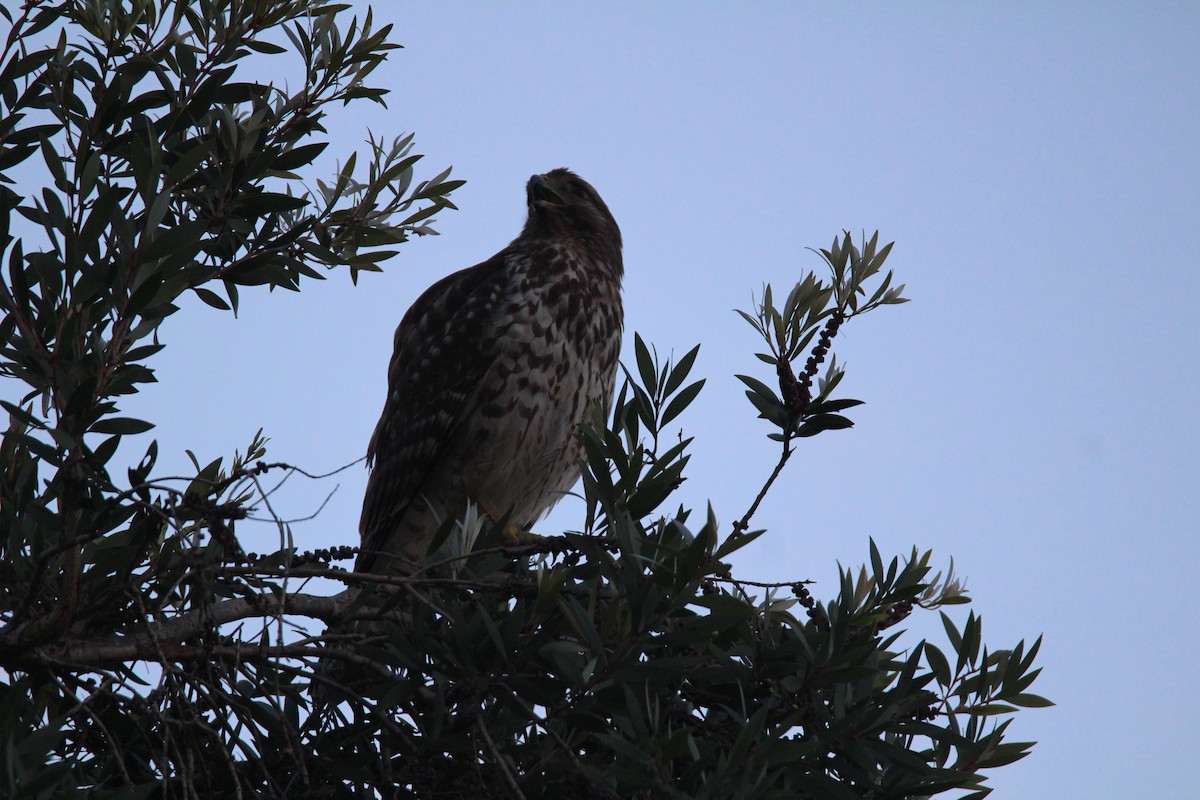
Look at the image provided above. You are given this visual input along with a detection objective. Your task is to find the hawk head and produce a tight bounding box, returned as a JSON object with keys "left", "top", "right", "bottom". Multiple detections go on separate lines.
{"left": 523, "top": 168, "right": 622, "bottom": 259}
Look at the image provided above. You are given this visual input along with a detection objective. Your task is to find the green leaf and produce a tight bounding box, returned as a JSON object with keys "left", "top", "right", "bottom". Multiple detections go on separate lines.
{"left": 272, "top": 142, "right": 329, "bottom": 171}
{"left": 735, "top": 374, "right": 780, "bottom": 404}
{"left": 91, "top": 417, "right": 155, "bottom": 435}
{"left": 2, "top": 401, "right": 45, "bottom": 429}
{"left": 90, "top": 434, "right": 122, "bottom": 466}
{"left": 193, "top": 286, "right": 230, "bottom": 310}
{"left": 244, "top": 191, "right": 310, "bottom": 213}
{"left": 139, "top": 219, "right": 206, "bottom": 265}
{"left": 5, "top": 124, "right": 60, "bottom": 147}
{"left": 714, "top": 528, "right": 764, "bottom": 559}
{"left": 660, "top": 379, "right": 704, "bottom": 427}
{"left": 958, "top": 611, "right": 981, "bottom": 672}
{"left": 633, "top": 333, "right": 657, "bottom": 395}
{"left": 941, "top": 611, "right": 963, "bottom": 651}
{"left": 662, "top": 344, "right": 700, "bottom": 396}
{"left": 805, "top": 397, "right": 864, "bottom": 414}
{"left": 925, "top": 643, "right": 953, "bottom": 686}
{"left": 796, "top": 414, "right": 854, "bottom": 437}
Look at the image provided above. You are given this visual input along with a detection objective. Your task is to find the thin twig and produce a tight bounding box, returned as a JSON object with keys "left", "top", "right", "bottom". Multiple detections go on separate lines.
{"left": 476, "top": 716, "right": 528, "bottom": 800}
{"left": 731, "top": 439, "right": 793, "bottom": 535}
{"left": 53, "top": 673, "right": 135, "bottom": 787}
{"left": 508, "top": 691, "right": 589, "bottom": 776}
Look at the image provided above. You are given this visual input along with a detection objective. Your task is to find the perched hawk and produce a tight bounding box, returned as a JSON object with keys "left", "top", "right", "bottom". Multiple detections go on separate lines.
{"left": 357, "top": 168, "right": 624, "bottom": 574}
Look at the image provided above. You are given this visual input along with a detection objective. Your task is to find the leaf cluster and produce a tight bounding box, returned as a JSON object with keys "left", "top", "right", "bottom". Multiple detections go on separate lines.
{"left": 301, "top": 375, "right": 1045, "bottom": 799}
{"left": 0, "top": 0, "right": 457, "bottom": 635}
{"left": 737, "top": 231, "right": 907, "bottom": 444}
{"left": 295, "top": 351, "right": 1046, "bottom": 799}
{"left": 578, "top": 334, "right": 703, "bottom": 528}
{"left": 0, "top": 2, "right": 458, "bottom": 795}
{"left": 0, "top": 4, "right": 1048, "bottom": 798}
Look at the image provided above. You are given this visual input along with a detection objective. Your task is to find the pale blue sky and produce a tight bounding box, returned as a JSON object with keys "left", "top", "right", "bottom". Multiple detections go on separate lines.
{"left": 30, "top": 3, "right": 1200, "bottom": 797}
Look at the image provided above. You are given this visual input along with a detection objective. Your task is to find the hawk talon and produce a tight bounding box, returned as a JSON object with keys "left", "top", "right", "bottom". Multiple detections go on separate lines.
{"left": 500, "top": 523, "right": 545, "bottom": 546}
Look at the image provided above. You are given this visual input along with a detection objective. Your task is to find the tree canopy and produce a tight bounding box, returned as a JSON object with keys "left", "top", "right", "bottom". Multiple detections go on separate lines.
{"left": 0, "top": 2, "right": 1047, "bottom": 798}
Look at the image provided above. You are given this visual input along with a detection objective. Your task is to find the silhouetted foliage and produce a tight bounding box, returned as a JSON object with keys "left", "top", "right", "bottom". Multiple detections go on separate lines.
{"left": 0, "top": 2, "right": 1048, "bottom": 798}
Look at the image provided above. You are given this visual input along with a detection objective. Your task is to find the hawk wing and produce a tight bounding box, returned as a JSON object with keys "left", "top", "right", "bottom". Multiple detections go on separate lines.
{"left": 356, "top": 251, "right": 511, "bottom": 573}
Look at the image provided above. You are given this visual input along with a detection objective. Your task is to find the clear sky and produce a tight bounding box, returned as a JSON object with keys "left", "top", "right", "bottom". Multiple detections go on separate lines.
{"left": 29, "top": 3, "right": 1199, "bottom": 797}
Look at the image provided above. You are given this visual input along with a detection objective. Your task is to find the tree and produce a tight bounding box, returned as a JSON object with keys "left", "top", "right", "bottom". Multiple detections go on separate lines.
{"left": 0, "top": 2, "right": 1048, "bottom": 798}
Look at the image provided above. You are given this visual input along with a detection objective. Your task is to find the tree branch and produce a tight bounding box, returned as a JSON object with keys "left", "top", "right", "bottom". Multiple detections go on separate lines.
{"left": 7, "top": 591, "right": 352, "bottom": 668}
{"left": 732, "top": 440, "right": 793, "bottom": 535}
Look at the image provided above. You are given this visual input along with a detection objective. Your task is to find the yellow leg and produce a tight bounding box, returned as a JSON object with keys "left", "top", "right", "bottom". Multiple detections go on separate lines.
{"left": 502, "top": 523, "right": 545, "bottom": 545}
{"left": 477, "top": 500, "right": 545, "bottom": 545}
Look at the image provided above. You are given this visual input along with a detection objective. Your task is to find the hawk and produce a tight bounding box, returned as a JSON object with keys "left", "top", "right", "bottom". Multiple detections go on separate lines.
{"left": 357, "top": 168, "right": 624, "bottom": 574}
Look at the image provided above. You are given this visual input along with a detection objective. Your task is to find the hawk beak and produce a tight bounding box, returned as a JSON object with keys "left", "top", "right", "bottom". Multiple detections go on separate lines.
{"left": 528, "top": 173, "right": 568, "bottom": 209}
